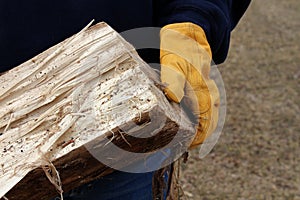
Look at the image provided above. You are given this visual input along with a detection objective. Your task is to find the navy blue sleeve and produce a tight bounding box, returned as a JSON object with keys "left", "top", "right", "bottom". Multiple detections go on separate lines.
{"left": 154, "top": 0, "right": 251, "bottom": 64}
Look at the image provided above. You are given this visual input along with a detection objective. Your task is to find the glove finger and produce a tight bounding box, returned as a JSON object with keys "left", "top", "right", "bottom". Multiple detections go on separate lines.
{"left": 184, "top": 70, "right": 220, "bottom": 148}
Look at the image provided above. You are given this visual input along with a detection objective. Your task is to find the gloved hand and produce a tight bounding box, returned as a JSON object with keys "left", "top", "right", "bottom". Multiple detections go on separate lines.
{"left": 160, "top": 22, "right": 220, "bottom": 148}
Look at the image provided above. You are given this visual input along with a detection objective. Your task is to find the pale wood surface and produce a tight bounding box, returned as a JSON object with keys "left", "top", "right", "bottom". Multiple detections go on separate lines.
{"left": 0, "top": 22, "right": 194, "bottom": 199}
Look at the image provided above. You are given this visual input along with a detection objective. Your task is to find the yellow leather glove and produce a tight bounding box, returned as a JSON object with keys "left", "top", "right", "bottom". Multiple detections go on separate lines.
{"left": 160, "top": 22, "right": 220, "bottom": 149}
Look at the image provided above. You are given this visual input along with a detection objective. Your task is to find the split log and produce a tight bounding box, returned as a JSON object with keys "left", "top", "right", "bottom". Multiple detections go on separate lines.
{"left": 0, "top": 22, "right": 195, "bottom": 200}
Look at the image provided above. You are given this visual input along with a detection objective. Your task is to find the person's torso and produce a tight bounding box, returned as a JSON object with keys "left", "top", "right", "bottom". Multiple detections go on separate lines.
{"left": 0, "top": 0, "right": 153, "bottom": 72}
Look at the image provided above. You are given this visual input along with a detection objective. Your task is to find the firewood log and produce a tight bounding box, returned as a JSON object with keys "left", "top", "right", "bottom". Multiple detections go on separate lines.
{"left": 0, "top": 22, "right": 194, "bottom": 200}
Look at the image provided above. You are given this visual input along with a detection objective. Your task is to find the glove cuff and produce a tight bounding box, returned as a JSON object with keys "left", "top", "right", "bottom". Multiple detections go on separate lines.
{"left": 160, "top": 22, "right": 212, "bottom": 58}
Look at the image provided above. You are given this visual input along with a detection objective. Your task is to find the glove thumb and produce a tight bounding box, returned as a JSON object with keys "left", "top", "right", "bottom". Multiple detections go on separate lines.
{"left": 160, "top": 54, "right": 187, "bottom": 103}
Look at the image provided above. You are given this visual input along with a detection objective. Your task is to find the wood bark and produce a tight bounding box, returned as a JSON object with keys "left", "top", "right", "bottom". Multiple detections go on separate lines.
{"left": 0, "top": 22, "right": 194, "bottom": 200}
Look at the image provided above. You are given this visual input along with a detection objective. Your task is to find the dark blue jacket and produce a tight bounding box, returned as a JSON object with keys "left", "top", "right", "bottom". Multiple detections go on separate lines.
{"left": 0, "top": 0, "right": 250, "bottom": 73}
{"left": 0, "top": 0, "right": 250, "bottom": 72}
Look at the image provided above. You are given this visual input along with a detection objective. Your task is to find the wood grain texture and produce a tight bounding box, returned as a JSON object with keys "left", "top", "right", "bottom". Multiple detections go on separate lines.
{"left": 0, "top": 22, "right": 194, "bottom": 200}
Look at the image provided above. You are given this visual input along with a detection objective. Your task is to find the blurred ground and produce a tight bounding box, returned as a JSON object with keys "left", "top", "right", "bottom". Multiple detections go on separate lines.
{"left": 181, "top": 0, "right": 300, "bottom": 199}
